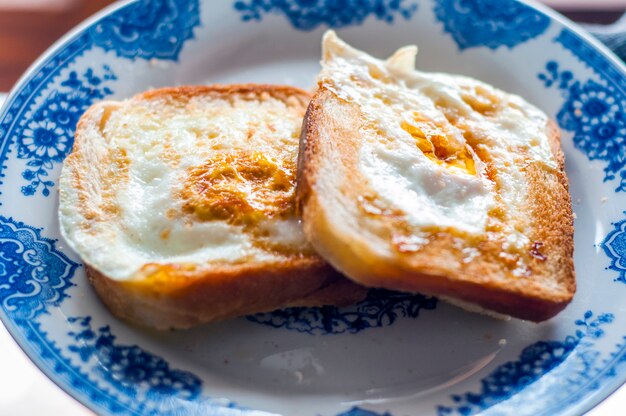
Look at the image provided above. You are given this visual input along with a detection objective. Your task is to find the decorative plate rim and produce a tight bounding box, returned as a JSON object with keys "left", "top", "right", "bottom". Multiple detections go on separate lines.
{"left": 526, "top": 0, "right": 626, "bottom": 76}
{"left": 0, "top": 0, "right": 135, "bottom": 412}
{"left": 513, "top": 3, "right": 626, "bottom": 413}
{"left": 1, "top": 1, "right": 626, "bottom": 415}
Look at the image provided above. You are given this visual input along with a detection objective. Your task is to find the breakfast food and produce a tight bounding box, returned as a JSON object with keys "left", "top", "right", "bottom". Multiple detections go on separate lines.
{"left": 59, "top": 84, "right": 367, "bottom": 329}
{"left": 297, "top": 32, "right": 575, "bottom": 321}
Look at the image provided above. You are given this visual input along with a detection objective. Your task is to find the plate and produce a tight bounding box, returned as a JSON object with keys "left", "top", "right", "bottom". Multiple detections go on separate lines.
{"left": 1, "top": 1, "right": 626, "bottom": 415}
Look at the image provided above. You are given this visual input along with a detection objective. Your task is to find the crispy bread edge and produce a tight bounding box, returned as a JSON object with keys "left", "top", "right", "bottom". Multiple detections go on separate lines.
{"left": 87, "top": 260, "right": 366, "bottom": 330}
{"left": 297, "top": 87, "right": 575, "bottom": 322}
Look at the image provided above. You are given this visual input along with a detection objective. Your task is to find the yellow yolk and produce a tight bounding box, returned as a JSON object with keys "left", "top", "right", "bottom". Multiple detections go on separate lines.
{"left": 181, "top": 151, "right": 296, "bottom": 227}
{"left": 401, "top": 112, "right": 476, "bottom": 175}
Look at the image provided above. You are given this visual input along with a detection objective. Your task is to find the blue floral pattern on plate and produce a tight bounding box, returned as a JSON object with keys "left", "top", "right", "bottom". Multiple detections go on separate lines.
{"left": 0, "top": 35, "right": 92, "bottom": 203}
{"left": 0, "top": 217, "right": 245, "bottom": 414}
{"left": 0, "top": 216, "right": 78, "bottom": 321}
{"left": 233, "top": 0, "right": 417, "bottom": 30}
{"left": 17, "top": 67, "right": 116, "bottom": 197}
{"left": 247, "top": 289, "right": 438, "bottom": 334}
{"left": 437, "top": 311, "right": 615, "bottom": 415}
{"left": 89, "top": 0, "right": 200, "bottom": 61}
{"left": 539, "top": 61, "right": 626, "bottom": 191}
{"left": 336, "top": 407, "right": 392, "bottom": 416}
{"left": 555, "top": 30, "right": 626, "bottom": 95}
{"left": 67, "top": 317, "right": 202, "bottom": 403}
{"left": 434, "top": 0, "right": 550, "bottom": 50}
{"left": 602, "top": 214, "right": 626, "bottom": 284}
{"left": 9, "top": 0, "right": 202, "bottom": 198}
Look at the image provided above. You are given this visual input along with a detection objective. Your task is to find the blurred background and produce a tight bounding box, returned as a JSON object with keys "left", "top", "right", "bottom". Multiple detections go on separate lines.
{"left": 0, "top": 0, "right": 114, "bottom": 90}
{"left": 0, "top": 0, "right": 624, "bottom": 91}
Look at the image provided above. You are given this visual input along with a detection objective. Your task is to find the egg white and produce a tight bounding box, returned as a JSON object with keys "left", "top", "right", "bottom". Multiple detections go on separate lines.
{"left": 320, "top": 31, "right": 557, "bottom": 250}
{"left": 59, "top": 93, "right": 309, "bottom": 281}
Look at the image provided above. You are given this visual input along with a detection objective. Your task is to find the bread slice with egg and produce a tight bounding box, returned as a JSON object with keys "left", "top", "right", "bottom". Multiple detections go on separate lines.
{"left": 297, "top": 32, "right": 575, "bottom": 322}
{"left": 59, "top": 84, "right": 367, "bottom": 329}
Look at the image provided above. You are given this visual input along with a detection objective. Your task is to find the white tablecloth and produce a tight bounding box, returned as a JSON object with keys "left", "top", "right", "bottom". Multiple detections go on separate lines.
{"left": 0, "top": 92, "right": 623, "bottom": 415}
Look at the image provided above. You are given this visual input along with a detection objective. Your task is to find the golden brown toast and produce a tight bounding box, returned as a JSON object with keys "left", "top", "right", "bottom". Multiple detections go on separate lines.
{"left": 59, "top": 84, "right": 366, "bottom": 329}
{"left": 297, "top": 32, "right": 575, "bottom": 322}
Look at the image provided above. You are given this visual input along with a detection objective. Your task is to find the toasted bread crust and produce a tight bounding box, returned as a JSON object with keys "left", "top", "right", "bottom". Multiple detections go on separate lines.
{"left": 297, "top": 87, "right": 575, "bottom": 322}
{"left": 87, "top": 259, "right": 364, "bottom": 330}
{"left": 64, "top": 84, "right": 367, "bottom": 329}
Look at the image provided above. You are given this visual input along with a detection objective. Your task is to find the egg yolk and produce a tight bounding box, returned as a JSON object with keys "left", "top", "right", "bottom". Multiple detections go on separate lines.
{"left": 401, "top": 112, "right": 476, "bottom": 175}
{"left": 181, "top": 151, "right": 295, "bottom": 226}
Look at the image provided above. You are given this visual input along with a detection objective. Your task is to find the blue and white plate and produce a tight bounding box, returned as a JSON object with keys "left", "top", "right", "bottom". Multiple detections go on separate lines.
{"left": 1, "top": 1, "right": 626, "bottom": 415}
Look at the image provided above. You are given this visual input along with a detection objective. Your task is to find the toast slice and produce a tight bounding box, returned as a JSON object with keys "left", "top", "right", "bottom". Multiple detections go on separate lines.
{"left": 59, "top": 84, "right": 367, "bottom": 329}
{"left": 297, "top": 32, "right": 575, "bottom": 322}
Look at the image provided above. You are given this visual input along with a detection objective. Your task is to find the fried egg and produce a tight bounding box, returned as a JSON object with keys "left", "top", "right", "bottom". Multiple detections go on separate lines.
{"left": 59, "top": 87, "right": 313, "bottom": 281}
{"left": 320, "top": 31, "right": 557, "bottom": 256}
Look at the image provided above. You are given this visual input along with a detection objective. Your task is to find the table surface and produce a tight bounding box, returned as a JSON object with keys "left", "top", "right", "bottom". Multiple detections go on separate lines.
{"left": 1, "top": 4, "right": 626, "bottom": 412}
